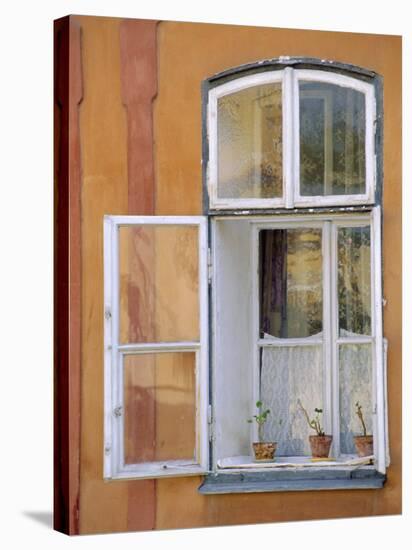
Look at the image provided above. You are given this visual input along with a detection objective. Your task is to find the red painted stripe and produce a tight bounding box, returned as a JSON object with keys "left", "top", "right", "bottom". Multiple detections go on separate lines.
{"left": 120, "top": 18, "right": 159, "bottom": 532}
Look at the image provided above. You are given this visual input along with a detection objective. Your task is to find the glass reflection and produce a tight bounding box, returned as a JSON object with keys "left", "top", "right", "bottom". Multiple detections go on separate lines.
{"left": 299, "top": 81, "right": 366, "bottom": 196}
{"left": 260, "top": 228, "right": 323, "bottom": 338}
{"left": 338, "top": 226, "right": 371, "bottom": 336}
{"left": 218, "top": 83, "right": 283, "bottom": 199}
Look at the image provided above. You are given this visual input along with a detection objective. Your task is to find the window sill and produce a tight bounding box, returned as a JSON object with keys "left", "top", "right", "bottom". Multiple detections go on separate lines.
{"left": 105, "top": 461, "right": 207, "bottom": 481}
{"left": 216, "top": 454, "right": 374, "bottom": 470}
{"left": 198, "top": 465, "right": 385, "bottom": 494}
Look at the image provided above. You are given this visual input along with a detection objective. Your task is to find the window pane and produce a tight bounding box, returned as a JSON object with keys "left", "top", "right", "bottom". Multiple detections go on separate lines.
{"left": 339, "top": 344, "right": 373, "bottom": 454}
{"left": 119, "top": 225, "right": 199, "bottom": 343}
{"left": 124, "top": 352, "right": 196, "bottom": 464}
{"left": 260, "top": 228, "right": 322, "bottom": 338}
{"left": 338, "top": 226, "right": 371, "bottom": 336}
{"left": 261, "top": 345, "right": 323, "bottom": 456}
{"left": 217, "top": 83, "right": 282, "bottom": 199}
{"left": 299, "top": 82, "right": 366, "bottom": 196}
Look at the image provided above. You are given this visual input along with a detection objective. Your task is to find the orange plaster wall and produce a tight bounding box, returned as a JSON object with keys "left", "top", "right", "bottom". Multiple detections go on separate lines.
{"left": 77, "top": 15, "right": 130, "bottom": 534}
{"left": 153, "top": 21, "right": 402, "bottom": 529}
{"left": 75, "top": 16, "right": 401, "bottom": 533}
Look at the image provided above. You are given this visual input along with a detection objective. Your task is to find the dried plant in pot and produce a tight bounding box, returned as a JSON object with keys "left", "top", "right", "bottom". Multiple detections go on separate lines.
{"left": 298, "top": 400, "right": 333, "bottom": 459}
{"left": 353, "top": 402, "right": 374, "bottom": 457}
{"left": 247, "top": 401, "right": 277, "bottom": 461}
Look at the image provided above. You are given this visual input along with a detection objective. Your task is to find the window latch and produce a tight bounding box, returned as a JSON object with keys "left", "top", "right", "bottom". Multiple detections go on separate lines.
{"left": 207, "top": 247, "right": 213, "bottom": 284}
{"left": 208, "top": 404, "right": 214, "bottom": 442}
{"left": 113, "top": 406, "right": 123, "bottom": 418}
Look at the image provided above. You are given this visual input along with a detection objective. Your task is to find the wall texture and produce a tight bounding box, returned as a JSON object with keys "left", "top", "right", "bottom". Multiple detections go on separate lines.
{"left": 54, "top": 15, "right": 402, "bottom": 535}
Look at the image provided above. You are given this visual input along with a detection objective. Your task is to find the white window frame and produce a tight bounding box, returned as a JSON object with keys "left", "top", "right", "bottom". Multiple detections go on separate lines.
{"left": 207, "top": 69, "right": 291, "bottom": 210}
{"left": 293, "top": 70, "right": 376, "bottom": 207}
{"left": 103, "top": 215, "right": 209, "bottom": 480}
{"left": 207, "top": 68, "right": 376, "bottom": 210}
{"left": 248, "top": 208, "right": 387, "bottom": 473}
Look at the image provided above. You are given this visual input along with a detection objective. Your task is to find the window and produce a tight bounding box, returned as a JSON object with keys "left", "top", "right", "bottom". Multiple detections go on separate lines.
{"left": 206, "top": 66, "right": 376, "bottom": 209}
{"left": 103, "top": 217, "right": 209, "bottom": 479}
{"left": 104, "top": 58, "right": 387, "bottom": 489}
{"left": 210, "top": 211, "right": 386, "bottom": 473}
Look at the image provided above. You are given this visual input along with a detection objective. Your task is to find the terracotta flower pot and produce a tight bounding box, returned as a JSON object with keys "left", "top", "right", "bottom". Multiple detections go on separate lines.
{"left": 252, "top": 442, "right": 277, "bottom": 461}
{"left": 353, "top": 435, "right": 373, "bottom": 457}
{"left": 309, "top": 435, "right": 333, "bottom": 458}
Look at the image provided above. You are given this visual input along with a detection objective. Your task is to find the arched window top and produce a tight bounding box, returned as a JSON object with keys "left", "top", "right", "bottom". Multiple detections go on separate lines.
{"left": 206, "top": 56, "right": 379, "bottom": 86}
{"left": 203, "top": 58, "right": 382, "bottom": 212}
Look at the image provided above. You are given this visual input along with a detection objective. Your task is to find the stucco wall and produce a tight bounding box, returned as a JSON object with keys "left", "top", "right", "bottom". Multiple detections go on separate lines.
{"left": 58, "top": 16, "right": 401, "bottom": 534}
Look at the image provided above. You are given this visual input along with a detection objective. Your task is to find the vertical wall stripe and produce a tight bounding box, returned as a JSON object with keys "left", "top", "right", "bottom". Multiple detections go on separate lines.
{"left": 120, "top": 19, "right": 158, "bottom": 214}
{"left": 120, "top": 18, "right": 159, "bottom": 532}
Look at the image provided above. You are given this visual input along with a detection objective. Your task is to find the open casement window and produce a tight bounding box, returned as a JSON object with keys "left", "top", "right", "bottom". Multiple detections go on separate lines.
{"left": 207, "top": 67, "right": 376, "bottom": 210}
{"left": 197, "top": 58, "right": 388, "bottom": 495}
{"left": 104, "top": 59, "right": 387, "bottom": 489}
{"left": 211, "top": 208, "right": 388, "bottom": 477}
{"left": 103, "top": 210, "right": 387, "bottom": 484}
{"left": 104, "top": 216, "right": 209, "bottom": 479}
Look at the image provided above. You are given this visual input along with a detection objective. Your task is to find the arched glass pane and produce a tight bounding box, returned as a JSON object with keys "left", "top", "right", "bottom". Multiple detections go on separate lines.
{"left": 217, "top": 83, "right": 283, "bottom": 199}
{"left": 299, "top": 81, "right": 366, "bottom": 196}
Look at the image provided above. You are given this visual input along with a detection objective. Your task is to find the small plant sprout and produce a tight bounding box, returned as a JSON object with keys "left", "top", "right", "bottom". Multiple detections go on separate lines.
{"left": 355, "top": 401, "right": 367, "bottom": 436}
{"left": 247, "top": 400, "right": 270, "bottom": 442}
{"left": 297, "top": 399, "right": 325, "bottom": 436}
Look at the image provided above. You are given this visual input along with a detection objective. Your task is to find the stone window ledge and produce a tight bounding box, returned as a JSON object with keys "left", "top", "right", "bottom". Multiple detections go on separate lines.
{"left": 198, "top": 468, "right": 386, "bottom": 494}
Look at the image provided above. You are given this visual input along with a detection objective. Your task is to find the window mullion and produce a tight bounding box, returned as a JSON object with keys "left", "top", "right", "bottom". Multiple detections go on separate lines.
{"left": 291, "top": 67, "right": 300, "bottom": 209}
{"left": 252, "top": 223, "right": 260, "bottom": 444}
{"left": 329, "top": 221, "right": 341, "bottom": 457}
{"left": 372, "top": 206, "right": 386, "bottom": 473}
{"left": 103, "top": 218, "right": 114, "bottom": 478}
{"left": 118, "top": 351, "right": 125, "bottom": 472}
{"left": 323, "top": 221, "right": 334, "bottom": 445}
{"left": 112, "top": 222, "right": 121, "bottom": 476}
{"left": 283, "top": 67, "right": 295, "bottom": 209}
{"left": 199, "top": 217, "right": 210, "bottom": 472}
{"left": 118, "top": 342, "right": 201, "bottom": 353}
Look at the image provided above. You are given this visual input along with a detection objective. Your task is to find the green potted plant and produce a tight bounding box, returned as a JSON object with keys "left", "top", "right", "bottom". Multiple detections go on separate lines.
{"left": 247, "top": 400, "right": 276, "bottom": 461}
{"left": 298, "top": 399, "right": 333, "bottom": 458}
{"left": 353, "top": 402, "right": 374, "bottom": 457}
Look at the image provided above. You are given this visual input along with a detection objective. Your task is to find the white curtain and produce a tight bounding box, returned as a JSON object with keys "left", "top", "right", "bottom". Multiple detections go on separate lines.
{"left": 261, "top": 342, "right": 372, "bottom": 457}
{"left": 339, "top": 343, "right": 372, "bottom": 454}
{"left": 261, "top": 345, "right": 323, "bottom": 456}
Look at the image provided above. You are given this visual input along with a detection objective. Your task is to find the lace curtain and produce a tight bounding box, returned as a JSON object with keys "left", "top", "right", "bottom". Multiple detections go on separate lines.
{"left": 260, "top": 342, "right": 372, "bottom": 456}
{"left": 261, "top": 345, "right": 323, "bottom": 456}
{"left": 339, "top": 343, "right": 372, "bottom": 453}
